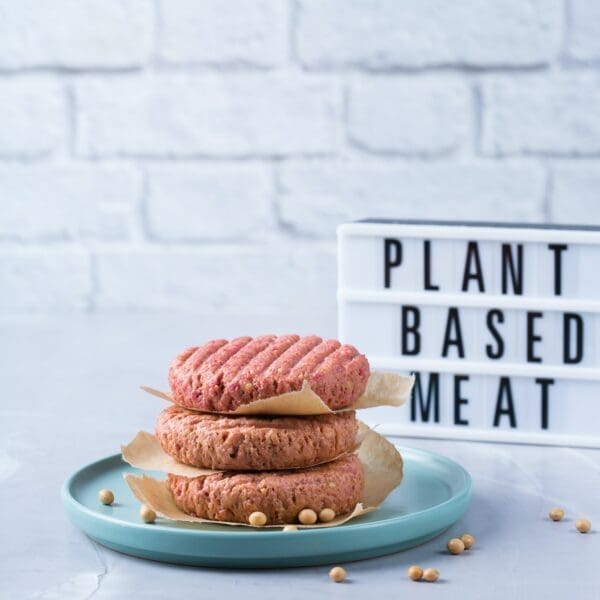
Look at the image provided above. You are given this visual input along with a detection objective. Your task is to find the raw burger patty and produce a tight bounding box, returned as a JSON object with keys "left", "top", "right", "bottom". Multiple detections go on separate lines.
{"left": 168, "top": 454, "right": 365, "bottom": 525}
{"left": 156, "top": 405, "right": 359, "bottom": 471}
{"left": 168, "top": 335, "right": 370, "bottom": 412}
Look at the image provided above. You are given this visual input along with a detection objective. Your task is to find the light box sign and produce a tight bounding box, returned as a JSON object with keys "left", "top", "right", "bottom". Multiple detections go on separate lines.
{"left": 338, "top": 220, "right": 600, "bottom": 448}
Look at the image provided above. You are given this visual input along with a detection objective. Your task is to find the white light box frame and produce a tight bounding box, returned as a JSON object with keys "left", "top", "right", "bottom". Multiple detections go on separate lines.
{"left": 338, "top": 220, "right": 600, "bottom": 448}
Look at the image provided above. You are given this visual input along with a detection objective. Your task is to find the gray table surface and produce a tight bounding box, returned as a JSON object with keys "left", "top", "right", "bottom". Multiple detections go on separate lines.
{"left": 2, "top": 314, "right": 599, "bottom": 600}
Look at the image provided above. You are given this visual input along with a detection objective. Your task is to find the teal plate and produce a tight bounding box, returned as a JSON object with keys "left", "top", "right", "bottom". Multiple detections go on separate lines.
{"left": 62, "top": 446, "right": 471, "bottom": 568}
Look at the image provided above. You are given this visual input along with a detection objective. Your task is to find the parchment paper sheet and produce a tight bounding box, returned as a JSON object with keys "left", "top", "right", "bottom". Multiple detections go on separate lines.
{"left": 141, "top": 371, "right": 414, "bottom": 416}
{"left": 123, "top": 425, "right": 402, "bottom": 529}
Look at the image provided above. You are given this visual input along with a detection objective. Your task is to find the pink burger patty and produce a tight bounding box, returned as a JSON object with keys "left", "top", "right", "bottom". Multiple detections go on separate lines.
{"left": 156, "top": 405, "right": 359, "bottom": 471}
{"left": 168, "top": 335, "right": 370, "bottom": 412}
{"left": 168, "top": 454, "right": 365, "bottom": 525}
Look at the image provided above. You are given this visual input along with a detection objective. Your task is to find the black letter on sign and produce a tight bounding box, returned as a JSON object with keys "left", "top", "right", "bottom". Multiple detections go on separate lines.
{"left": 461, "top": 241, "right": 485, "bottom": 292}
{"left": 424, "top": 240, "right": 439, "bottom": 291}
{"left": 411, "top": 373, "right": 440, "bottom": 423}
{"left": 548, "top": 244, "right": 568, "bottom": 296}
{"left": 442, "top": 308, "right": 465, "bottom": 358}
{"left": 486, "top": 309, "right": 505, "bottom": 359}
{"left": 501, "top": 243, "right": 523, "bottom": 295}
{"left": 493, "top": 377, "right": 517, "bottom": 428}
{"left": 526, "top": 311, "right": 543, "bottom": 363}
{"left": 401, "top": 306, "right": 421, "bottom": 356}
{"left": 453, "top": 374, "right": 469, "bottom": 426}
{"left": 535, "top": 378, "right": 554, "bottom": 430}
{"left": 384, "top": 238, "right": 402, "bottom": 288}
{"left": 563, "top": 313, "right": 584, "bottom": 364}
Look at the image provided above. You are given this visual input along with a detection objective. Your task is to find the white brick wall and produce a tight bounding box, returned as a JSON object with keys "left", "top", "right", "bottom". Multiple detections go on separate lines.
{"left": 0, "top": 247, "right": 91, "bottom": 311}
{"left": 1, "top": 0, "right": 599, "bottom": 318}
{"left": 567, "top": 0, "right": 600, "bottom": 61}
{"left": 295, "top": 0, "right": 562, "bottom": 68}
{"left": 75, "top": 75, "right": 339, "bottom": 157}
{"left": 146, "top": 164, "right": 275, "bottom": 241}
{"left": 0, "top": 165, "right": 141, "bottom": 240}
{"left": 347, "top": 77, "right": 471, "bottom": 155}
{"left": 0, "top": 0, "right": 153, "bottom": 69}
{"left": 157, "top": 0, "right": 288, "bottom": 67}
{"left": 95, "top": 243, "right": 336, "bottom": 314}
{"left": 279, "top": 162, "right": 545, "bottom": 236}
{"left": 482, "top": 75, "right": 600, "bottom": 156}
{"left": 0, "top": 79, "right": 65, "bottom": 158}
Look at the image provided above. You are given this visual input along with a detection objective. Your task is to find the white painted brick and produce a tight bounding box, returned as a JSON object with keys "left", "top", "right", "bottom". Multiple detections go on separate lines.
{"left": 0, "top": 0, "right": 152, "bottom": 69}
{"left": 483, "top": 75, "right": 600, "bottom": 156}
{"left": 75, "top": 75, "right": 339, "bottom": 158}
{"left": 0, "top": 165, "right": 140, "bottom": 241}
{"left": 0, "top": 79, "right": 64, "bottom": 158}
{"left": 551, "top": 164, "right": 600, "bottom": 224}
{"left": 279, "top": 161, "right": 545, "bottom": 236}
{"left": 348, "top": 77, "right": 470, "bottom": 155}
{"left": 567, "top": 0, "right": 600, "bottom": 61}
{"left": 147, "top": 164, "right": 274, "bottom": 241}
{"left": 296, "top": 0, "right": 561, "bottom": 69}
{"left": 158, "top": 0, "right": 287, "bottom": 66}
{"left": 0, "top": 247, "right": 91, "bottom": 310}
{"left": 95, "top": 243, "right": 336, "bottom": 314}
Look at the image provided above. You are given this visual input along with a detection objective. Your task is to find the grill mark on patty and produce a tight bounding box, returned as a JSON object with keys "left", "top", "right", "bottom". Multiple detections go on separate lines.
{"left": 232, "top": 334, "right": 300, "bottom": 392}
{"left": 169, "top": 335, "right": 370, "bottom": 411}
{"left": 169, "top": 340, "right": 228, "bottom": 397}
{"left": 222, "top": 336, "right": 277, "bottom": 381}
{"left": 288, "top": 339, "right": 341, "bottom": 382}
{"left": 187, "top": 340, "right": 228, "bottom": 383}
{"left": 346, "top": 354, "right": 367, "bottom": 377}
{"left": 259, "top": 336, "right": 305, "bottom": 378}
{"left": 254, "top": 335, "right": 301, "bottom": 378}
{"left": 256, "top": 335, "right": 318, "bottom": 397}
{"left": 314, "top": 344, "right": 358, "bottom": 379}
{"left": 200, "top": 336, "right": 254, "bottom": 396}
{"left": 206, "top": 337, "right": 253, "bottom": 374}
{"left": 274, "top": 335, "right": 323, "bottom": 393}
{"left": 177, "top": 346, "right": 202, "bottom": 368}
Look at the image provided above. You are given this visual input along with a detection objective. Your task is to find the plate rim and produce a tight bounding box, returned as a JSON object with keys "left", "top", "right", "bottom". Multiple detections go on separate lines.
{"left": 61, "top": 444, "right": 472, "bottom": 540}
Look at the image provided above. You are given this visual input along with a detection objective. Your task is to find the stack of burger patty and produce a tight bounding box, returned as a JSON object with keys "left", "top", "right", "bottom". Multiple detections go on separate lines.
{"left": 155, "top": 334, "right": 370, "bottom": 526}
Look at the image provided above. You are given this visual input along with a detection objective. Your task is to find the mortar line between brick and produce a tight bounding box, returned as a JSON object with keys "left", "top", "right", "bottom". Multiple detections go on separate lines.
{"left": 0, "top": 65, "right": 145, "bottom": 76}
{"left": 298, "top": 62, "right": 554, "bottom": 76}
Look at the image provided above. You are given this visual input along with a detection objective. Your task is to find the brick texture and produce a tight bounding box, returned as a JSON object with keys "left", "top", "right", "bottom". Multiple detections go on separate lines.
{"left": 158, "top": 0, "right": 287, "bottom": 67}
{"left": 296, "top": 0, "right": 561, "bottom": 69}
{"left": 0, "top": 0, "right": 152, "bottom": 70}
{"left": 146, "top": 164, "right": 275, "bottom": 241}
{"left": 567, "top": 0, "right": 600, "bottom": 61}
{"left": 75, "top": 75, "right": 339, "bottom": 158}
{"left": 279, "top": 162, "right": 545, "bottom": 236}
{"left": 0, "top": 79, "right": 64, "bottom": 158}
{"left": 348, "top": 77, "right": 470, "bottom": 155}
{"left": 1, "top": 2, "right": 600, "bottom": 317}
{"left": 551, "top": 164, "right": 600, "bottom": 224}
{"left": 0, "top": 247, "right": 91, "bottom": 310}
{"left": 0, "top": 165, "right": 140, "bottom": 241}
{"left": 95, "top": 244, "right": 336, "bottom": 313}
{"left": 482, "top": 75, "right": 600, "bottom": 156}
